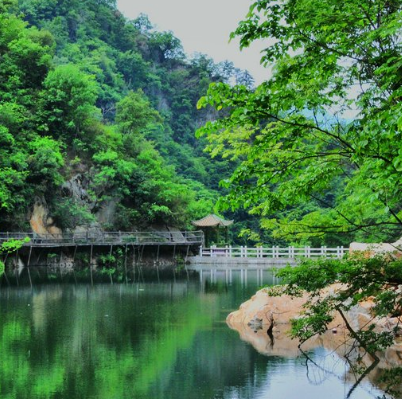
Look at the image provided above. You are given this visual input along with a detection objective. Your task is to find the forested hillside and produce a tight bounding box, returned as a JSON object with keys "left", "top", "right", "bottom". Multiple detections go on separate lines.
{"left": 0, "top": 0, "right": 251, "bottom": 234}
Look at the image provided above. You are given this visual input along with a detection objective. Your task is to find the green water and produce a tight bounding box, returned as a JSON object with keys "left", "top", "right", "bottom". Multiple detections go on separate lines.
{"left": 0, "top": 268, "right": 387, "bottom": 398}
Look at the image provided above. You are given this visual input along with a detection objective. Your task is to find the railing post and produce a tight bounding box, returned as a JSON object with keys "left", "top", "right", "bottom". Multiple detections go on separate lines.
{"left": 199, "top": 245, "right": 203, "bottom": 257}
{"left": 290, "top": 246, "right": 294, "bottom": 258}
{"left": 229, "top": 245, "right": 232, "bottom": 258}
{"left": 340, "top": 246, "right": 344, "bottom": 258}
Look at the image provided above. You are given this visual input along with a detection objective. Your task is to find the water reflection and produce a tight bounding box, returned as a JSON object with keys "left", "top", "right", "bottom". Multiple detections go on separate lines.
{"left": 0, "top": 267, "right": 396, "bottom": 399}
{"left": 197, "top": 267, "right": 280, "bottom": 287}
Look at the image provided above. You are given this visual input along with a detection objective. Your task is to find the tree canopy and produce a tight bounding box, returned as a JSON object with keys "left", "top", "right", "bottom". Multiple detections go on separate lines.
{"left": 197, "top": 0, "right": 402, "bottom": 245}
{"left": 196, "top": 1, "right": 402, "bottom": 391}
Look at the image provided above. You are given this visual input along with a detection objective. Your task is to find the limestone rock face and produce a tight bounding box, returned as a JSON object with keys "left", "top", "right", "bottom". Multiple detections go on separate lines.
{"left": 227, "top": 285, "right": 402, "bottom": 369}
{"left": 30, "top": 200, "right": 62, "bottom": 236}
{"left": 227, "top": 289, "right": 310, "bottom": 328}
{"left": 30, "top": 173, "right": 111, "bottom": 235}
{"left": 227, "top": 285, "right": 401, "bottom": 335}
{"left": 61, "top": 173, "right": 92, "bottom": 205}
{"left": 227, "top": 284, "right": 350, "bottom": 331}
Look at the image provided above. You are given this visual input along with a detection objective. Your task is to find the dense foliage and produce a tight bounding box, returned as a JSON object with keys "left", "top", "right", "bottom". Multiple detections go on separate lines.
{"left": 197, "top": 0, "right": 402, "bottom": 246}
{"left": 197, "top": 0, "right": 402, "bottom": 391}
{"left": 0, "top": 238, "right": 29, "bottom": 275}
{"left": 0, "top": 0, "right": 252, "bottom": 232}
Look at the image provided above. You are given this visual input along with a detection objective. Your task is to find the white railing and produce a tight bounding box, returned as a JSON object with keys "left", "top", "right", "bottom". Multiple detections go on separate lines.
{"left": 199, "top": 245, "right": 346, "bottom": 259}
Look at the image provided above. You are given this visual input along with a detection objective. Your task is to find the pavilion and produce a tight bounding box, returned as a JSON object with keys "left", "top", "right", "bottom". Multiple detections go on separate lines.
{"left": 192, "top": 214, "right": 233, "bottom": 247}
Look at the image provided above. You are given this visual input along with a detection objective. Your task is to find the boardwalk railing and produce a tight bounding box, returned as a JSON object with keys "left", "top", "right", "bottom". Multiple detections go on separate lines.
{"left": 199, "top": 245, "right": 346, "bottom": 259}
{"left": 0, "top": 231, "right": 204, "bottom": 247}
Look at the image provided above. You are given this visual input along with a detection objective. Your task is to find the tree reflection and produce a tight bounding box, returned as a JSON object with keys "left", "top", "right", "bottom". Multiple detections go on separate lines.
{"left": 0, "top": 279, "right": 265, "bottom": 399}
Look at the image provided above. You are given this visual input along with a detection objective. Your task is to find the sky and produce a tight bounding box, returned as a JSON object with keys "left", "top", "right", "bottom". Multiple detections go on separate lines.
{"left": 116, "top": 0, "right": 269, "bottom": 85}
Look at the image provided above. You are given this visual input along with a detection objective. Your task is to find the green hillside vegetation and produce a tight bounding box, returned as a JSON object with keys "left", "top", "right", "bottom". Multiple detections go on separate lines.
{"left": 0, "top": 0, "right": 252, "bottom": 233}
{"left": 197, "top": 0, "right": 402, "bottom": 246}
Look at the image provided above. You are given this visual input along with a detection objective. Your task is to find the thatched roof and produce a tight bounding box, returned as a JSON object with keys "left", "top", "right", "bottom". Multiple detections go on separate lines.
{"left": 192, "top": 214, "right": 233, "bottom": 228}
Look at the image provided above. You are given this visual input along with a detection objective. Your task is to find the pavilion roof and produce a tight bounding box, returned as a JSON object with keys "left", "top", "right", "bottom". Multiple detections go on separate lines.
{"left": 192, "top": 214, "right": 233, "bottom": 228}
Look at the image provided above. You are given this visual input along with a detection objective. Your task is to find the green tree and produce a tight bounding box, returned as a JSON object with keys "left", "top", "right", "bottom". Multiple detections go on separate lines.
{"left": 0, "top": 3, "right": 62, "bottom": 228}
{"left": 0, "top": 237, "right": 30, "bottom": 276}
{"left": 115, "top": 90, "right": 162, "bottom": 135}
{"left": 148, "top": 31, "right": 185, "bottom": 63}
{"left": 42, "top": 64, "right": 99, "bottom": 143}
{"left": 197, "top": 0, "right": 402, "bottom": 245}
{"left": 197, "top": 0, "right": 402, "bottom": 390}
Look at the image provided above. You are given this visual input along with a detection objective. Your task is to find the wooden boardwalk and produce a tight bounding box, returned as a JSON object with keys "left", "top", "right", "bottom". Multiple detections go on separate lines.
{"left": 0, "top": 231, "right": 204, "bottom": 248}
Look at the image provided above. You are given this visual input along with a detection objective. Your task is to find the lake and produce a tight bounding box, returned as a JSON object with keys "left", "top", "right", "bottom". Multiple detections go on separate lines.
{"left": 0, "top": 267, "right": 390, "bottom": 398}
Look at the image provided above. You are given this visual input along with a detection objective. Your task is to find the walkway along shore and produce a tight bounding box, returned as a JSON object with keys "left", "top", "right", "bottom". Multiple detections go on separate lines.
{"left": 1, "top": 233, "right": 349, "bottom": 269}
{"left": 187, "top": 245, "right": 346, "bottom": 268}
